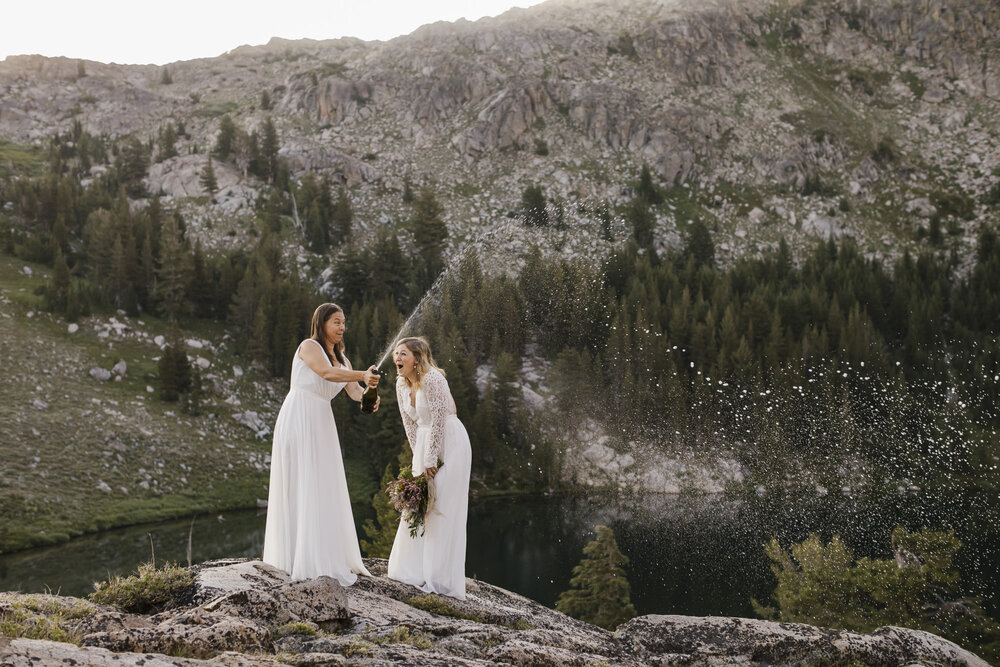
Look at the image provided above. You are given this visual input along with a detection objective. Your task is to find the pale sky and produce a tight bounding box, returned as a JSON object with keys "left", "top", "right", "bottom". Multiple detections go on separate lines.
{"left": 2, "top": 0, "right": 547, "bottom": 66}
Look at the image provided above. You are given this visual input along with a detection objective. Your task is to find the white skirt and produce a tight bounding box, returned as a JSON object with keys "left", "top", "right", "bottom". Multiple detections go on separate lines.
{"left": 262, "top": 388, "right": 371, "bottom": 584}
{"left": 387, "top": 415, "right": 472, "bottom": 599}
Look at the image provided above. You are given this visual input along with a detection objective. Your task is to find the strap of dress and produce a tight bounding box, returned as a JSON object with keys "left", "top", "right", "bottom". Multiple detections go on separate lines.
{"left": 299, "top": 338, "right": 332, "bottom": 366}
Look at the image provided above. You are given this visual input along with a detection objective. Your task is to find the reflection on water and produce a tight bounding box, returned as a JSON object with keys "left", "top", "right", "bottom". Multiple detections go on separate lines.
{"left": 1, "top": 491, "right": 996, "bottom": 620}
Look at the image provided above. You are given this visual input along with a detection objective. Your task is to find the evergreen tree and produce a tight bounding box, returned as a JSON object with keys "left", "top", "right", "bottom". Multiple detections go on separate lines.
{"left": 361, "top": 461, "right": 401, "bottom": 558}
{"left": 200, "top": 157, "right": 219, "bottom": 196}
{"left": 331, "top": 186, "right": 353, "bottom": 241}
{"left": 260, "top": 117, "right": 280, "bottom": 184}
{"left": 521, "top": 184, "right": 548, "bottom": 226}
{"left": 260, "top": 90, "right": 271, "bottom": 110}
{"left": 157, "top": 123, "right": 178, "bottom": 162}
{"left": 684, "top": 219, "right": 715, "bottom": 268}
{"left": 48, "top": 247, "right": 71, "bottom": 314}
{"left": 402, "top": 174, "right": 414, "bottom": 203}
{"left": 214, "top": 115, "right": 237, "bottom": 161}
{"left": 636, "top": 164, "right": 663, "bottom": 205}
{"left": 556, "top": 525, "right": 637, "bottom": 629}
{"left": 410, "top": 186, "right": 448, "bottom": 293}
{"left": 114, "top": 136, "right": 149, "bottom": 197}
{"left": 155, "top": 215, "right": 192, "bottom": 322}
{"left": 159, "top": 338, "right": 191, "bottom": 402}
{"left": 626, "top": 197, "right": 655, "bottom": 250}
{"left": 233, "top": 128, "right": 252, "bottom": 178}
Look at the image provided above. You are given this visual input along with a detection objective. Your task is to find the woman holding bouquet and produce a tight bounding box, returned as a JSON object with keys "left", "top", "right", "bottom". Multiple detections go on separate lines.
{"left": 388, "top": 337, "right": 472, "bottom": 599}
{"left": 263, "top": 303, "right": 380, "bottom": 585}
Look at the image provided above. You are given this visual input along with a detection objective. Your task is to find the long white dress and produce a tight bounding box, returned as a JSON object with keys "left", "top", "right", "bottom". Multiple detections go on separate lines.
{"left": 387, "top": 369, "right": 472, "bottom": 599}
{"left": 262, "top": 338, "right": 371, "bottom": 584}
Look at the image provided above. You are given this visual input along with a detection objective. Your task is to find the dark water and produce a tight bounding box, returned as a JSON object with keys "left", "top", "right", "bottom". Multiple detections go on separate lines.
{"left": 1, "top": 490, "right": 997, "bottom": 620}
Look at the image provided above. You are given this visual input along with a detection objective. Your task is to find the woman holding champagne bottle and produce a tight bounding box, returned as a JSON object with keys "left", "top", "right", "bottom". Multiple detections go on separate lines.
{"left": 263, "top": 302, "right": 380, "bottom": 584}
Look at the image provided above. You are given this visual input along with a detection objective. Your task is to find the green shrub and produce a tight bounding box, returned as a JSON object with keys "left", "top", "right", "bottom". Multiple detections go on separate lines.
{"left": 932, "top": 190, "right": 976, "bottom": 220}
{"left": 277, "top": 621, "right": 318, "bottom": 637}
{"left": 754, "top": 527, "right": 1000, "bottom": 663}
{"left": 90, "top": 562, "right": 194, "bottom": 613}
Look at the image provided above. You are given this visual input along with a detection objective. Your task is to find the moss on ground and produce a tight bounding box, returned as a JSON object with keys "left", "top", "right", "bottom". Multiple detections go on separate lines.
{"left": 0, "top": 594, "right": 95, "bottom": 644}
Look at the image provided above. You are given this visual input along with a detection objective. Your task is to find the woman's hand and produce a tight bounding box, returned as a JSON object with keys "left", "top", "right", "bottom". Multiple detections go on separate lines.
{"left": 372, "top": 396, "right": 381, "bottom": 412}
{"left": 425, "top": 466, "right": 438, "bottom": 480}
{"left": 361, "top": 366, "right": 380, "bottom": 387}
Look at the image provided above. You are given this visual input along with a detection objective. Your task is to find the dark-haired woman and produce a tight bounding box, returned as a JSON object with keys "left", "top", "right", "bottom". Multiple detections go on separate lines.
{"left": 263, "top": 303, "right": 380, "bottom": 584}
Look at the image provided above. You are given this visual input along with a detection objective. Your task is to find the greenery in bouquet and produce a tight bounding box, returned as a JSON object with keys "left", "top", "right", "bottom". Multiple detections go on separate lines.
{"left": 386, "top": 465, "right": 430, "bottom": 537}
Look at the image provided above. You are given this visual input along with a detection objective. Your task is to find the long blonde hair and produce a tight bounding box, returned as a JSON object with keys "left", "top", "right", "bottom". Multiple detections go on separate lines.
{"left": 395, "top": 336, "right": 444, "bottom": 390}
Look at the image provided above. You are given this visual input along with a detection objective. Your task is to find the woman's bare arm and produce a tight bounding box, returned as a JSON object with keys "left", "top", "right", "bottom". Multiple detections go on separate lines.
{"left": 298, "top": 340, "right": 374, "bottom": 385}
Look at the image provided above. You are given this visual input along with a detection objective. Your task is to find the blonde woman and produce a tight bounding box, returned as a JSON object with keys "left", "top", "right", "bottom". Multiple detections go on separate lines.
{"left": 388, "top": 337, "right": 472, "bottom": 599}
{"left": 263, "top": 303, "right": 379, "bottom": 585}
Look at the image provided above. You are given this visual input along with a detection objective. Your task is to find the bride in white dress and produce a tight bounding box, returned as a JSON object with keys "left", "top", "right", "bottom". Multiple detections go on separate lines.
{"left": 263, "top": 303, "right": 380, "bottom": 584}
{"left": 387, "top": 337, "right": 472, "bottom": 599}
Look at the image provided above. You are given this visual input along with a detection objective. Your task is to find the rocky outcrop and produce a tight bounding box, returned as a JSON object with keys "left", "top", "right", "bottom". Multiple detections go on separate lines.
{"left": 0, "top": 559, "right": 988, "bottom": 666}
{"left": 1, "top": 0, "right": 999, "bottom": 265}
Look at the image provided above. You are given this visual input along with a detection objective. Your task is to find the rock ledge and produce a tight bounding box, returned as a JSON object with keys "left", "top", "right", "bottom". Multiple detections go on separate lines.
{"left": 0, "top": 559, "right": 988, "bottom": 666}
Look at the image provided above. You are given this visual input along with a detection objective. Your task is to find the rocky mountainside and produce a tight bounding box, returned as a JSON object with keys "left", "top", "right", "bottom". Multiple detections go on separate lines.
{"left": 1, "top": 0, "right": 998, "bottom": 265}
{"left": 0, "top": 559, "right": 990, "bottom": 665}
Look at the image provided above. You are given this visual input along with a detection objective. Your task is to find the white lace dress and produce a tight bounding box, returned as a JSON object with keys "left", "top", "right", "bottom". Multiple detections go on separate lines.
{"left": 262, "top": 338, "right": 371, "bottom": 585}
{"left": 387, "top": 368, "right": 472, "bottom": 599}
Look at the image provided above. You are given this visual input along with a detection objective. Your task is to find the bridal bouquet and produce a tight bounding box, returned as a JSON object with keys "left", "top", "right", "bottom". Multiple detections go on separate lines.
{"left": 386, "top": 465, "right": 430, "bottom": 537}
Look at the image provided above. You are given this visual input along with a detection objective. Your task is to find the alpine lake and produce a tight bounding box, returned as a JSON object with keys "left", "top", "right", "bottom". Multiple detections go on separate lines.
{"left": 1, "top": 488, "right": 997, "bottom": 623}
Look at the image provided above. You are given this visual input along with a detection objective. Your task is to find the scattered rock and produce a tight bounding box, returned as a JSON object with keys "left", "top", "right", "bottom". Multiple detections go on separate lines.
{"left": 67, "top": 323, "right": 79, "bottom": 334}
{"left": 112, "top": 360, "right": 127, "bottom": 377}
{"left": 90, "top": 367, "right": 112, "bottom": 382}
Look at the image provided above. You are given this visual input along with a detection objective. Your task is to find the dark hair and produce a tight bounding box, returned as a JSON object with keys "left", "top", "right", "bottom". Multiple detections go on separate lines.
{"left": 310, "top": 303, "right": 346, "bottom": 366}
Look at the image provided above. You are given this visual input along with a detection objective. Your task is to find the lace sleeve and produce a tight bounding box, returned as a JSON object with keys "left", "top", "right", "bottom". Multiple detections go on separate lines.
{"left": 396, "top": 378, "right": 418, "bottom": 451}
{"left": 422, "top": 369, "right": 452, "bottom": 469}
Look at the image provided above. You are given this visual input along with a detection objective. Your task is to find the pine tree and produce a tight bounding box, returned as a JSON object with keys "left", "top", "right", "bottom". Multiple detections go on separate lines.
{"left": 214, "top": 115, "right": 237, "bottom": 161}
{"left": 331, "top": 186, "right": 353, "bottom": 241}
{"left": 155, "top": 216, "right": 192, "bottom": 322}
{"left": 410, "top": 186, "right": 448, "bottom": 293}
{"left": 626, "top": 197, "right": 655, "bottom": 250}
{"left": 260, "top": 117, "right": 279, "bottom": 184}
{"left": 159, "top": 339, "right": 191, "bottom": 402}
{"left": 556, "top": 525, "right": 637, "bottom": 629}
{"left": 233, "top": 128, "right": 252, "bottom": 178}
{"left": 402, "top": 174, "right": 414, "bottom": 203}
{"left": 684, "top": 219, "right": 715, "bottom": 268}
{"left": 49, "top": 247, "right": 71, "bottom": 314}
{"left": 115, "top": 136, "right": 149, "bottom": 197}
{"left": 636, "top": 164, "right": 663, "bottom": 205}
{"left": 521, "top": 184, "right": 548, "bottom": 226}
{"left": 157, "top": 123, "right": 178, "bottom": 162}
{"left": 200, "top": 157, "right": 219, "bottom": 196}
{"left": 361, "top": 461, "right": 400, "bottom": 558}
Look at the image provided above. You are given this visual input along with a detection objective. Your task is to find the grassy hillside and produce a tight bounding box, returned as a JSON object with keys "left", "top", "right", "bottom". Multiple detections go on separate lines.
{"left": 0, "top": 254, "right": 287, "bottom": 553}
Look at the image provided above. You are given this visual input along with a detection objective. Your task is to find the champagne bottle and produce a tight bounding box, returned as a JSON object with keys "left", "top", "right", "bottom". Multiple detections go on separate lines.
{"left": 361, "top": 371, "right": 379, "bottom": 413}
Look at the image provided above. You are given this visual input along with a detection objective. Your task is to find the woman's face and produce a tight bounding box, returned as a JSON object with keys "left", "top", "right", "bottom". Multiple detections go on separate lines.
{"left": 394, "top": 344, "right": 417, "bottom": 380}
{"left": 323, "top": 312, "right": 346, "bottom": 345}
